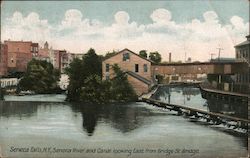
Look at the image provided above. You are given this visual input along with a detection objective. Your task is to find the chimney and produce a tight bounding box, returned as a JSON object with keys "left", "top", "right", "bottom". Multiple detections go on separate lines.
{"left": 246, "top": 35, "right": 250, "bottom": 41}
{"left": 169, "top": 52, "right": 171, "bottom": 63}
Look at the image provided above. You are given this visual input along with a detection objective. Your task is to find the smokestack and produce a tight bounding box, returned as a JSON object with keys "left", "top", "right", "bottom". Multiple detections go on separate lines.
{"left": 169, "top": 52, "right": 171, "bottom": 63}
{"left": 246, "top": 35, "right": 250, "bottom": 41}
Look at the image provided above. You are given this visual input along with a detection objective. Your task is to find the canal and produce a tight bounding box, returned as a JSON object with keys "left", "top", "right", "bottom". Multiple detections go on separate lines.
{"left": 0, "top": 85, "right": 247, "bottom": 158}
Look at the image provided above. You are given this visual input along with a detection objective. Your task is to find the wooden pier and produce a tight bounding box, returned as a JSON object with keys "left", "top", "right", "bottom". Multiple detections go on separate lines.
{"left": 140, "top": 97, "right": 250, "bottom": 130}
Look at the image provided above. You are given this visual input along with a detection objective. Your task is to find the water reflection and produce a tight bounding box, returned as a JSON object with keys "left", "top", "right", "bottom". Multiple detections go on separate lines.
{"left": 71, "top": 103, "right": 99, "bottom": 136}
{"left": 0, "top": 101, "right": 38, "bottom": 118}
{"left": 152, "top": 85, "right": 247, "bottom": 119}
{"left": 207, "top": 100, "right": 247, "bottom": 119}
{"left": 71, "top": 103, "right": 156, "bottom": 136}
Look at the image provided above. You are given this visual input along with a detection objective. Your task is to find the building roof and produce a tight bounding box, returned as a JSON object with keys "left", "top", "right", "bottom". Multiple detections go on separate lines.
{"left": 234, "top": 40, "right": 250, "bottom": 47}
{"left": 126, "top": 71, "right": 151, "bottom": 85}
{"left": 103, "top": 48, "right": 154, "bottom": 63}
{"left": 235, "top": 35, "right": 250, "bottom": 47}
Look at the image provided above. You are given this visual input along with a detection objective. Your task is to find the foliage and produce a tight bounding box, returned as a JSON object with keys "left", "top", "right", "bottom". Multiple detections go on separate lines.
{"left": 139, "top": 50, "right": 147, "bottom": 59}
{"left": 65, "top": 58, "right": 84, "bottom": 101}
{"left": 0, "top": 88, "right": 5, "bottom": 100}
{"left": 80, "top": 75, "right": 111, "bottom": 104}
{"left": 104, "top": 50, "right": 117, "bottom": 59}
{"left": 18, "top": 59, "right": 61, "bottom": 94}
{"left": 155, "top": 74, "right": 164, "bottom": 84}
{"left": 149, "top": 51, "right": 162, "bottom": 63}
{"left": 110, "top": 64, "right": 137, "bottom": 102}
{"left": 65, "top": 48, "right": 102, "bottom": 101}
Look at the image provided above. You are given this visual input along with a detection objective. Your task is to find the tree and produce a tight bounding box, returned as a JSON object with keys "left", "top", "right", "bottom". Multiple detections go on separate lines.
{"left": 104, "top": 50, "right": 117, "bottom": 59}
{"left": 80, "top": 75, "right": 111, "bottom": 104}
{"left": 65, "top": 48, "right": 102, "bottom": 101}
{"left": 149, "top": 51, "right": 162, "bottom": 63}
{"left": 65, "top": 58, "right": 84, "bottom": 101}
{"left": 110, "top": 64, "right": 137, "bottom": 102}
{"left": 18, "top": 59, "right": 60, "bottom": 94}
{"left": 139, "top": 50, "right": 147, "bottom": 59}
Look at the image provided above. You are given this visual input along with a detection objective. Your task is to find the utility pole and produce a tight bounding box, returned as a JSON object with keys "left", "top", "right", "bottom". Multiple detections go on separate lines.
{"left": 217, "top": 47, "right": 223, "bottom": 61}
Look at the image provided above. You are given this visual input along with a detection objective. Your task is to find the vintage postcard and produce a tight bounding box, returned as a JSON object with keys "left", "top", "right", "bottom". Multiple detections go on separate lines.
{"left": 0, "top": 0, "right": 249, "bottom": 158}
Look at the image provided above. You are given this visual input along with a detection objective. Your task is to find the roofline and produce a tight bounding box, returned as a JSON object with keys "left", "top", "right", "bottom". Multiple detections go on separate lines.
{"left": 234, "top": 42, "right": 250, "bottom": 48}
{"left": 126, "top": 71, "right": 151, "bottom": 85}
{"left": 4, "top": 40, "right": 35, "bottom": 43}
{"left": 153, "top": 61, "right": 246, "bottom": 66}
{"left": 103, "top": 48, "right": 155, "bottom": 63}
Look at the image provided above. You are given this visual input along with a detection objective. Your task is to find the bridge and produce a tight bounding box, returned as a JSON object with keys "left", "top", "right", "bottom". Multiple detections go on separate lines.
{"left": 151, "top": 61, "right": 248, "bottom": 75}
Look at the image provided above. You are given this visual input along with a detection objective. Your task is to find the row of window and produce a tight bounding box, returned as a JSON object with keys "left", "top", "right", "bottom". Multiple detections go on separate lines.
{"left": 106, "top": 63, "right": 148, "bottom": 73}
{"left": 30, "top": 47, "right": 38, "bottom": 52}
{"left": 236, "top": 49, "right": 249, "bottom": 61}
{"left": 0, "top": 80, "right": 18, "bottom": 88}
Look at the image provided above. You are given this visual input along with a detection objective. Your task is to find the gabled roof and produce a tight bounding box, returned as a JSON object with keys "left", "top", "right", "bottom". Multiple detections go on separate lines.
{"left": 103, "top": 48, "right": 154, "bottom": 63}
{"left": 126, "top": 71, "right": 151, "bottom": 85}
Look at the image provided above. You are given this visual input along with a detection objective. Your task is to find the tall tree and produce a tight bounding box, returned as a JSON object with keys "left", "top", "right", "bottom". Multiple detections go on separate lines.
{"left": 111, "top": 64, "right": 137, "bottom": 102}
{"left": 65, "top": 48, "right": 102, "bottom": 101}
{"left": 18, "top": 59, "right": 60, "bottom": 94}
{"left": 149, "top": 51, "right": 162, "bottom": 63}
{"left": 139, "top": 50, "right": 147, "bottom": 58}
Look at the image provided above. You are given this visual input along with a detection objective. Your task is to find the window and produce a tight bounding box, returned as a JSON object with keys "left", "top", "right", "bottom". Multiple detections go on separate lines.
{"left": 143, "top": 64, "right": 148, "bottom": 72}
{"left": 106, "top": 64, "right": 110, "bottom": 72}
{"left": 123, "top": 53, "right": 130, "bottom": 61}
{"left": 135, "top": 64, "right": 139, "bottom": 72}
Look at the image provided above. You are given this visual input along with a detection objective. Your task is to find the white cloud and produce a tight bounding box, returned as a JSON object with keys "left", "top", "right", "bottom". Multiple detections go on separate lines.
{"left": 114, "top": 11, "right": 130, "bottom": 25}
{"left": 1, "top": 9, "right": 249, "bottom": 61}
{"left": 2, "top": 11, "right": 50, "bottom": 43}
{"left": 150, "top": 8, "right": 172, "bottom": 24}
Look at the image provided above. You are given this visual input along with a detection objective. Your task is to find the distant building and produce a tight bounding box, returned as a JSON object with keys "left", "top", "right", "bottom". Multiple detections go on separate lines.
{"left": 4, "top": 40, "right": 39, "bottom": 73}
{"left": 0, "top": 43, "right": 8, "bottom": 76}
{"left": 234, "top": 35, "right": 250, "bottom": 91}
{"left": 102, "top": 48, "right": 153, "bottom": 96}
{"left": 0, "top": 78, "right": 18, "bottom": 88}
{"left": 37, "top": 41, "right": 50, "bottom": 61}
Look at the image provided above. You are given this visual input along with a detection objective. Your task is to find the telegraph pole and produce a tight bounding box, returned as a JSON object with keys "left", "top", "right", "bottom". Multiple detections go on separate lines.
{"left": 217, "top": 47, "right": 223, "bottom": 61}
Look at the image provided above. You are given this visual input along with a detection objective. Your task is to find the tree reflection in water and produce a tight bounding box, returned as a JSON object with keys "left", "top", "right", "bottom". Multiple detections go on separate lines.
{"left": 70, "top": 102, "right": 157, "bottom": 136}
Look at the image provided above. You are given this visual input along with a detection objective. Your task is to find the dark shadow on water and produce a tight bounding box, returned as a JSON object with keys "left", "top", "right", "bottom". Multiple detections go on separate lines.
{"left": 70, "top": 102, "right": 163, "bottom": 136}
{"left": 71, "top": 103, "right": 100, "bottom": 136}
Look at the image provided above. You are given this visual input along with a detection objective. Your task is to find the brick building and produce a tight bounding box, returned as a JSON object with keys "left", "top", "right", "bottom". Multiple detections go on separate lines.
{"left": 102, "top": 48, "right": 153, "bottom": 96}
{"left": 4, "top": 40, "right": 38, "bottom": 73}
{"left": 0, "top": 43, "right": 8, "bottom": 76}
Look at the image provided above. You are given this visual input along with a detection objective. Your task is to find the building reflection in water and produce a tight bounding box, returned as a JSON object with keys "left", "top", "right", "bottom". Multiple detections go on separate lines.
{"left": 0, "top": 101, "right": 38, "bottom": 119}
{"left": 206, "top": 99, "right": 247, "bottom": 119}
{"left": 151, "top": 85, "right": 247, "bottom": 120}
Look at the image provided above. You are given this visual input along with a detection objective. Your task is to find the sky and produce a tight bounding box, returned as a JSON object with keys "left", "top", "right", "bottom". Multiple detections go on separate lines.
{"left": 1, "top": 0, "right": 249, "bottom": 62}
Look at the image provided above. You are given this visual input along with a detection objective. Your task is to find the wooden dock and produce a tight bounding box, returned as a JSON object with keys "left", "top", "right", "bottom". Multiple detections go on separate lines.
{"left": 140, "top": 97, "right": 250, "bottom": 130}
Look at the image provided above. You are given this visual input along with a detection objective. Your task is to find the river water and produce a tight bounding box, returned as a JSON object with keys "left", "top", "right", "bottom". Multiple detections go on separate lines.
{"left": 0, "top": 86, "right": 248, "bottom": 158}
